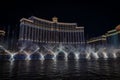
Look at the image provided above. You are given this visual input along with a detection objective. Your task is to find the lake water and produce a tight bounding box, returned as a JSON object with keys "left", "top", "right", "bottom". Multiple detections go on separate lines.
{"left": 0, "top": 59, "right": 120, "bottom": 80}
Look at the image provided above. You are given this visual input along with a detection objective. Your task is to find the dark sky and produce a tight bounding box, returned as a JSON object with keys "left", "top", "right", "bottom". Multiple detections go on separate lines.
{"left": 0, "top": 0, "right": 120, "bottom": 39}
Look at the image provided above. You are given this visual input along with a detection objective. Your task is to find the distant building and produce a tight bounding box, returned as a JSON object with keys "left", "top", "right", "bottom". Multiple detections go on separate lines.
{"left": 87, "top": 35, "right": 107, "bottom": 47}
{"left": 19, "top": 16, "right": 85, "bottom": 45}
{"left": 106, "top": 25, "right": 120, "bottom": 48}
{"left": 87, "top": 24, "right": 120, "bottom": 48}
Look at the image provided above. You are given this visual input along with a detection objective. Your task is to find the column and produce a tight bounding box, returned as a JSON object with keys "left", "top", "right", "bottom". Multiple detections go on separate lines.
{"left": 82, "top": 31, "right": 85, "bottom": 45}
{"left": 61, "top": 31, "right": 62, "bottom": 43}
{"left": 61, "top": 31, "right": 63, "bottom": 43}
{"left": 32, "top": 27, "right": 34, "bottom": 42}
{"left": 38, "top": 28, "right": 40, "bottom": 42}
{"left": 40, "top": 28, "right": 42, "bottom": 42}
{"left": 62, "top": 31, "right": 64, "bottom": 43}
{"left": 72, "top": 32, "right": 74, "bottom": 44}
{"left": 26, "top": 26, "right": 28, "bottom": 40}
{"left": 20, "top": 24, "right": 24, "bottom": 40}
{"left": 58, "top": 31, "right": 59, "bottom": 43}
{"left": 77, "top": 31, "right": 80, "bottom": 44}
{"left": 37, "top": 27, "right": 39, "bottom": 42}
{"left": 63, "top": 31, "right": 65, "bottom": 44}
{"left": 47, "top": 30, "right": 49, "bottom": 43}
{"left": 34, "top": 28, "right": 36, "bottom": 42}
{"left": 59, "top": 31, "right": 61, "bottom": 43}
{"left": 55, "top": 30, "right": 57, "bottom": 43}
{"left": 69, "top": 31, "right": 71, "bottom": 44}
{"left": 41, "top": 28, "right": 43, "bottom": 42}
{"left": 50, "top": 30, "right": 51, "bottom": 43}
{"left": 75, "top": 31, "right": 78, "bottom": 44}
{"left": 43, "top": 29, "right": 45, "bottom": 42}
{"left": 24, "top": 25, "right": 26, "bottom": 40}
{"left": 28, "top": 26, "right": 31, "bottom": 40}
{"left": 56, "top": 29, "right": 59, "bottom": 43}
{"left": 35, "top": 28, "right": 37, "bottom": 42}
{"left": 80, "top": 32, "right": 82, "bottom": 45}
{"left": 65, "top": 31, "right": 67, "bottom": 44}
{"left": 46, "top": 28, "right": 48, "bottom": 43}
{"left": 74, "top": 31, "right": 76, "bottom": 44}
{"left": 66, "top": 31, "right": 68, "bottom": 44}
{"left": 51, "top": 30, "right": 52, "bottom": 43}
{"left": 44, "top": 29, "right": 46, "bottom": 43}
{"left": 36, "top": 28, "right": 38, "bottom": 42}
{"left": 70, "top": 32, "right": 72, "bottom": 44}
{"left": 22, "top": 25, "right": 24, "bottom": 40}
{"left": 75, "top": 31, "right": 77, "bottom": 44}
{"left": 51, "top": 27, "right": 53, "bottom": 43}
{"left": 55, "top": 30, "right": 56, "bottom": 43}
{"left": 62, "top": 29, "right": 64, "bottom": 43}
{"left": 41, "top": 23, "right": 43, "bottom": 42}
{"left": 25, "top": 25, "right": 27, "bottom": 40}
{"left": 65, "top": 29, "right": 67, "bottom": 44}
{"left": 82, "top": 32, "right": 83, "bottom": 43}
{"left": 67, "top": 31, "right": 69, "bottom": 44}
{"left": 31, "top": 27, "right": 33, "bottom": 41}
{"left": 45, "top": 29, "right": 47, "bottom": 43}
{"left": 53, "top": 30, "right": 55, "bottom": 43}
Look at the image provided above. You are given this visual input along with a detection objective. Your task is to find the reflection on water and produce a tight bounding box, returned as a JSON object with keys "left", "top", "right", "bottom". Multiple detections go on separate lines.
{"left": 0, "top": 59, "right": 120, "bottom": 80}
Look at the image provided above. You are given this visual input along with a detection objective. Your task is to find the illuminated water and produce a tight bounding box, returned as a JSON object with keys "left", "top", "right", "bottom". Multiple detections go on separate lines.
{"left": 0, "top": 43, "right": 120, "bottom": 80}
{"left": 1, "top": 44, "right": 120, "bottom": 61}
{"left": 0, "top": 59, "right": 120, "bottom": 80}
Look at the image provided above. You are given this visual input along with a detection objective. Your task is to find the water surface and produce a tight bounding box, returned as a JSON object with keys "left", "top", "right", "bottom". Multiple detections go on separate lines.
{"left": 0, "top": 59, "right": 120, "bottom": 80}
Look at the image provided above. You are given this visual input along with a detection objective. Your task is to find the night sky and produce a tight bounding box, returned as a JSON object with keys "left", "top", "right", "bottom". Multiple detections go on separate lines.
{"left": 0, "top": 0, "right": 120, "bottom": 39}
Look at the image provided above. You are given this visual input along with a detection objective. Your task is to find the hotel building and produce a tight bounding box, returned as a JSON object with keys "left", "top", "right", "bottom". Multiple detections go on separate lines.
{"left": 87, "top": 24, "right": 120, "bottom": 48}
{"left": 106, "top": 25, "right": 120, "bottom": 48}
{"left": 19, "top": 16, "right": 85, "bottom": 45}
{"left": 87, "top": 35, "right": 107, "bottom": 47}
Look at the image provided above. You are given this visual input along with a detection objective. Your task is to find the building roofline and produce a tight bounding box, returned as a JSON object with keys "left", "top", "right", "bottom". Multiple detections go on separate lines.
{"left": 20, "top": 18, "right": 33, "bottom": 23}
{"left": 76, "top": 26, "right": 84, "bottom": 28}
{"left": 107, "top": 29, "right": 116, "bottom": 33}
{"left": 29, "top": 16, "right": 77, "bottom": 26}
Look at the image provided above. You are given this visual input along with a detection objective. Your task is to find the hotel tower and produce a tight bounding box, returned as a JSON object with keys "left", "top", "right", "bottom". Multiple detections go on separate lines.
{"left": 19, "top": 16, "right": 85, "bottom": 45}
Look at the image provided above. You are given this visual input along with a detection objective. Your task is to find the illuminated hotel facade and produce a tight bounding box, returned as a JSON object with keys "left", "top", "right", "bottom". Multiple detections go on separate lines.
{"left": 87, "top": 24, "right": 120, "bottom": 48}
{"left": 106, "top": 25, "right": 120, "bottom": 48}
{"left": 87, "top": 35, "right": 107, "bottom": 47}
{"left": 19, "top": 16, "right": 85, "bottom": 45}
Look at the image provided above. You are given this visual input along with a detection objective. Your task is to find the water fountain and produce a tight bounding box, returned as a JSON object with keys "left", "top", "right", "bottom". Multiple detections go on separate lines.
{"left": 0, "top": 45, "right": 12, "bottom": 60}
{"left": 43, "top": 45, "right": 55, "bottom": 60}
{"left": 0, "top": 43, "right": 120, "bottom": 61}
